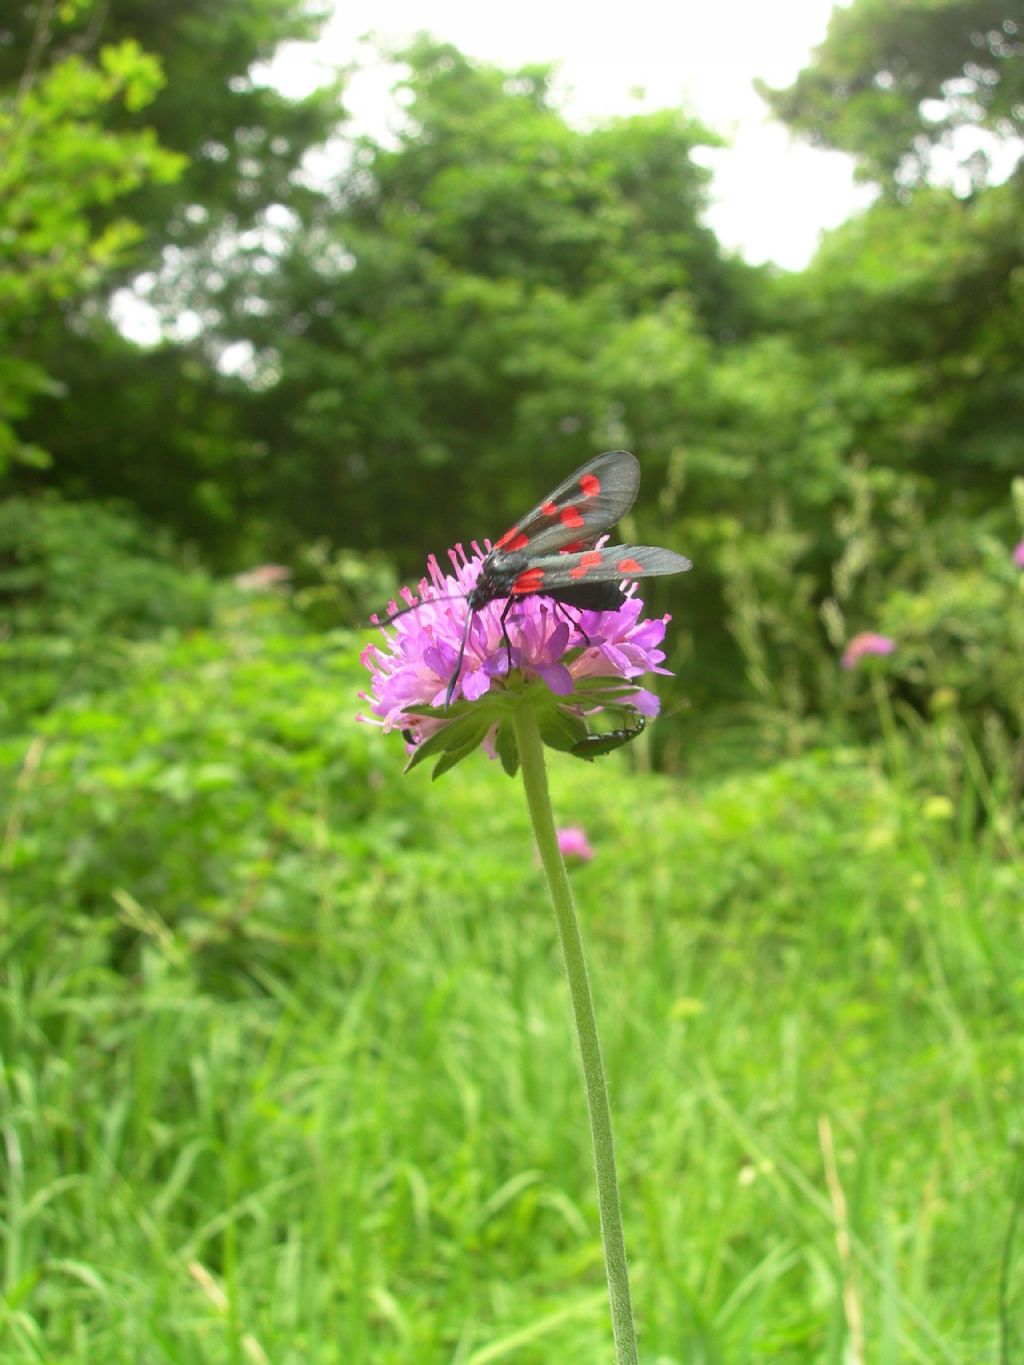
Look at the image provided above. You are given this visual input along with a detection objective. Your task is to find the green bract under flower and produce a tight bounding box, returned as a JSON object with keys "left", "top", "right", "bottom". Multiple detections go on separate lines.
{"left": 358, "top": 543, "right": 675, "bottom": 777}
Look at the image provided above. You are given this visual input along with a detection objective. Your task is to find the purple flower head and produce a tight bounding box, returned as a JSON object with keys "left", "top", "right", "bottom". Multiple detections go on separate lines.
{"left": 557, "top": 827, "right": 595, "bottom": 861}
{"left": 841, "top": 631, "right": 896, "bottom": 670}
{"left": 358, "top": 542, "right": 673, "bottom": 764}
{"left": 1013, "top": 541, "right": 1024, "bottom": 569}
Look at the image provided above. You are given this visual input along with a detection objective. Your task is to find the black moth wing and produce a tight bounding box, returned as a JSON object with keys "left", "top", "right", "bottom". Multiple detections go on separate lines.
{"left": 520, "top": 543, "right": 693, "bottom": 597}
{"left": 490, "top": 450, "right": 640, "bottom": 561}
{"left": 548, "top": 579, "right": 628, "bottom": 612}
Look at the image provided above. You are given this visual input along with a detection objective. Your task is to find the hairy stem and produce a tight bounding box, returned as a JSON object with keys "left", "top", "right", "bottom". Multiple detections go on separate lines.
{"left": 512, "top": 704, "right": 638, "bottom": 1364}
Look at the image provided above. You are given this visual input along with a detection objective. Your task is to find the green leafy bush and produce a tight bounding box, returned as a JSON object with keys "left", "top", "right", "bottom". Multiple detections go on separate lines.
{"left": 828, "top": 472, "right": 1024, "bottom": 798}
{"left": 0, "top": 495, "right": 215, "bottom": 725}
{"left": 711, "top": 454, "right": 1023, "bottom": 743}
{"left": 1, "top": 616, "right": 414, "bottom": 993}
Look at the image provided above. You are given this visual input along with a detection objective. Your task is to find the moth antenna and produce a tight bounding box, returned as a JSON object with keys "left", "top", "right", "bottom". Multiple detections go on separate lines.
{"left": 372, "top": 591, "right": 464, "bottom": 626}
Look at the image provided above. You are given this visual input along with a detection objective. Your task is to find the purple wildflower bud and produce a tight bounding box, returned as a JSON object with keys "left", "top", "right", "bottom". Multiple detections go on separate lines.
{"left": 841, "top": 631, "right": 896, "bottom": 670}
{"left": 1013, "top": 541, "right": 1024, "bottom": 569}
{"left": 557, "top": 827, "right": 595, "bottom": 861}
{"left": 358, "top": 543, "right": 673, "bottom": 752}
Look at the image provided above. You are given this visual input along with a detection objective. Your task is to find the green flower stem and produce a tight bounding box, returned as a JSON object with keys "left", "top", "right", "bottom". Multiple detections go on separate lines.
{"left": 511, "top": 704, "right": 639, "bottom": 1365}
{"left": 870, "top": 670, "right": 905, "bottom": 787}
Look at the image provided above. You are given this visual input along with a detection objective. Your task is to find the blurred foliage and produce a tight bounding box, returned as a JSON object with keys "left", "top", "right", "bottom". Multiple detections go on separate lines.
{"left": 759, "top": 0, "right": 1023, "bottom": 191}
{"left": 0, "top": 495, "right": 215, "bottom": 727}
{"left": 709, "top": 449, "right": 1024, "bottom": 782}
{"left": 1, "top": 611, "right": 394, "bottom": 991}
{"left": 8, "top": 321, "right": 274, "bottom": 557}
{"left": 0, "top": 0, "right": 335, "bottom": 271}
{"left": 291, "top": 542, "right": 400, "bottom": 631}
{"left": 780, "top": 179, "right": 1024, "bottom": 501}
{"left": 1, "top": 0, "right": 338, "bottom": 543}
{"left": 0, "top": 18, "right": 185, "bottom": 473}
{"left": 0, "top": 7, "right": 1021, "bottom": 774}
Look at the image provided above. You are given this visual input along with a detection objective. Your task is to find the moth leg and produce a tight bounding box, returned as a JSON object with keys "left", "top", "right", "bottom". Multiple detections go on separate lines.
{"left": 497, "top": 596, "right": 517, "bottom": 675}
{"left": 557, "top": 600, "right": 592, "bottom": 645}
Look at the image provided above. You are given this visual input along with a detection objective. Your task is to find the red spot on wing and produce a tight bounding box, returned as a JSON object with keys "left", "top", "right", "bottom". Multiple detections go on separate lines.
{"left": 511, "top": 567, "right": 546, "bottom": 595}
{"left": 559, "top": 506, "right": 584, "bottom": 529}
{"left": 541, "top": 501, "right": 557, "bottom": 517}
{"left": 495, "top": 526, "right": 529, "bottom": 552}
{"left": 569, "top": 551, "right": 602, "bottom": 580}
{"left": 617, "top": 557, "right": 643, "bottom": 575}
{"left": 579, "top": 473, "right": 601, "bottom": 498}
{"left": 559, "top": 540, "right": 585, "bottom": 554}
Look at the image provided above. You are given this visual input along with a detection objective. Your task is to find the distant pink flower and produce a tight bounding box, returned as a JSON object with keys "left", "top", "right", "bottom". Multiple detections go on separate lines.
{"left": 557, "top": 827, "right": 594, "bottom": 861}
{"left": 1013, "top": 541, "right": 1024, "bottom": 569}
{"left": 841, "top": 632, "right": 896, "bottom": 670}
{"left": 234, "top": 564, "right": 291, "bottom": 592}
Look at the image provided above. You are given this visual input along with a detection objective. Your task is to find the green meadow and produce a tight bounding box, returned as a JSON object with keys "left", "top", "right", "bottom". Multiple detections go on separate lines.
{"left": 3, "top": 607, "right": 1021, "bottom": 1362}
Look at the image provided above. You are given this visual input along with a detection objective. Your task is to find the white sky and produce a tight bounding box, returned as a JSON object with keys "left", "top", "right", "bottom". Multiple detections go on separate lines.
{"left": 270, "top": 0, "right": 876, "bottom": 270}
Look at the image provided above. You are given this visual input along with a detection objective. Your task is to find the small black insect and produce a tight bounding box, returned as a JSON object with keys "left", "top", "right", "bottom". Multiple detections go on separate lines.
{"left": 571, "top": 712, "right": 647, "bottom": 761}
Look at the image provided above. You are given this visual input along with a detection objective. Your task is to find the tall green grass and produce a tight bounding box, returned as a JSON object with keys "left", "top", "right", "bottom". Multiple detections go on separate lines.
{"left": 2, "top": 621, "right": 1021, "bottom": 1362}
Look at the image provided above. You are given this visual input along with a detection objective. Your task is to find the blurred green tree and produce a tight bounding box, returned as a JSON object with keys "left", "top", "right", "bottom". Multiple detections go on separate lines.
{"left": 235, "top": 38, "right": 763, "bottom": 562}
{"left": 722, "top": 0, "right": 1024, "bottom": 747}
{"left": 762, "top": 0, "right": 1024, "bottom": 511}
{"left": 0, "top": 27, "right": 184, "bottom": 473}
{"left": 0, "top": 0, "right": 335, "bottom": 264}
{"left": 1, "top": 0, "right": 337, "bottom": 552}
{"left": 758, "top": 0, "right": 1023, "bottom": 191}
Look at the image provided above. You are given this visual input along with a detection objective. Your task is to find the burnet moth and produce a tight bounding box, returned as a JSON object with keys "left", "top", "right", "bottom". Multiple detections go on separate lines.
{"left": 380, "top": 450, "right": 692, "bottom": 707}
